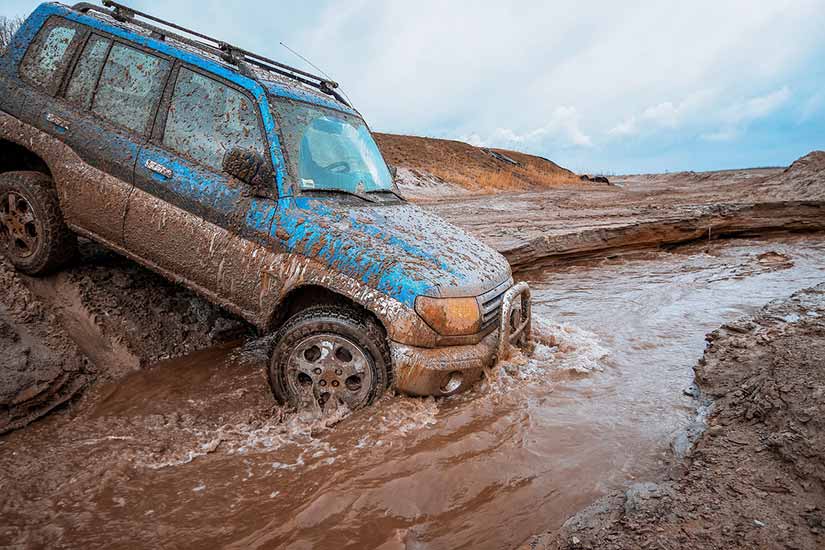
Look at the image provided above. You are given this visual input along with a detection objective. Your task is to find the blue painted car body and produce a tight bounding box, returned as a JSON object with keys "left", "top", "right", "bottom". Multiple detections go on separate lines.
{"left": 0, "top": 2, "right": 523, "bottom": 397}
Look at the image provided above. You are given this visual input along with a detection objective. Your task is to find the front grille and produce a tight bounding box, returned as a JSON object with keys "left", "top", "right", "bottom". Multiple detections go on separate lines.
{"left": 479, "top": 279, "right": 511, "bottom": 331}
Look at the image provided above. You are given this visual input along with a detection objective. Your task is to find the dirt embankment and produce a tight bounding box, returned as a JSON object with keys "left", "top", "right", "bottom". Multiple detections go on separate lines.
{"left": 755, "top": 151, "right": 825, "bottom": 201}
{"left": 429, "top": 151, "right": 825, "bottom": 270}
{"left": 0, "top": 261, "right": 88, "bottom": 434}
{"left": 0, "top": 242, "right": 249, "bottom": 433}
{"left": 525, "top": 283, "right": 825, "bottom": 550}
{"left": 375, "top": 133, "right": 582, "bottom": 199}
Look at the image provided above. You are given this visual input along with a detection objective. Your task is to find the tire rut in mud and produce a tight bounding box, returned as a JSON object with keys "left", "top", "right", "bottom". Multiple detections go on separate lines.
{"left": 0, "top": 240, "right": 251, "bottom": 433}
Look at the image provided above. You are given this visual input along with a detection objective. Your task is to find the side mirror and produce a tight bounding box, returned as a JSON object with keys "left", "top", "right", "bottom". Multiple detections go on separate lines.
{"left": 389, "top": 164, "right": 398, "bottom": 179}
{"left": 223, "top": 148, "right": 275, "bottom": 198}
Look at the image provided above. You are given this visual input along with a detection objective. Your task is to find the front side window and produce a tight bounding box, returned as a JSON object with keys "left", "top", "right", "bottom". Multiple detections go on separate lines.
{"left": 65, "top": 35, "right": 111, "bottom": 108}
{"left": 163, "top": 67, "right": 265, "bottom": 172}
{"left": 274, "top": 99, "right": 393, "bottom": 193}
{"left": 20, "top": 22, "right": 78, "bottom": 91}
{"left": 92, "top": 43, "right": 170, "bottom": 134}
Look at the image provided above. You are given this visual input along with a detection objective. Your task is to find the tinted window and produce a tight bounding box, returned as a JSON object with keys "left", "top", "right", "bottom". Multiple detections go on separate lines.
{"left": 66, "top": 35, "right": 111, "bottom": 108}
{"left": 20, "top": 23, "right": 77, "bottom": 90}
{"left": 92, "top": 43, "right": 170, "bottom": 134}
{"left": 163, "top": 68, "right": 265, "bottom": 171}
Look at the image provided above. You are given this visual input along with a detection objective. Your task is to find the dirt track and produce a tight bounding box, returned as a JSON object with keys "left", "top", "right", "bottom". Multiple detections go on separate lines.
{"left": 525, "top": 283, "right": 825, "bottom": 550}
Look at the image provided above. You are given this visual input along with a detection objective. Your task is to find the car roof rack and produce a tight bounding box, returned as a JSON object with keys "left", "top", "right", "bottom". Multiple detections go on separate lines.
{"left": 71, "top": 0, "right": 350, "bottom": 106}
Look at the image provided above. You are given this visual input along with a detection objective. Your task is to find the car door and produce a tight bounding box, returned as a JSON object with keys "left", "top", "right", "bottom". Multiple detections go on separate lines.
{"left": 127, "top": 65, "right": 276, "bottom": 315}
{"left": 50, "top": 35, "right": 171, "bottom": 246}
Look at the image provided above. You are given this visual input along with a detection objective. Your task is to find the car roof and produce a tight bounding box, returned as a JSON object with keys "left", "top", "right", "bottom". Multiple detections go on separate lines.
{"left": 35, "top": 2, "right": 358, "bottom": 116}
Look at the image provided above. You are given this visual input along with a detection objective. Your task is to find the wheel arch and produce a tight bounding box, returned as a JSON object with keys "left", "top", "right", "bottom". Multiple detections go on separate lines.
{"left": 0, "top": 139, "right": 53, "bottom": 179}
{"left": 266, "top": 283, "right": 390, "bottom": 339}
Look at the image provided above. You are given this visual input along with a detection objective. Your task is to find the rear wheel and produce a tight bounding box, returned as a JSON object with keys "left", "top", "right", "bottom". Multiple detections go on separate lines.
{"left": 0, "top": 171, "right": 77, "bottom": 275}
{"left": 269, "top": 305, "right": 390, "bottom": 412}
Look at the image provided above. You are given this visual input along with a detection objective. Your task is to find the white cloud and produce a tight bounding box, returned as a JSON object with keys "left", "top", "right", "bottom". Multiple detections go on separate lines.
{"left": 470, "top": 106, "right": 593, "bottom": 149}
{"left": 720, "top": 86, "right": 791, "bottom": 124}
{"left": 608, "top": 117, "right": 638, "bottom": 137}
{"left": 609, "top": 90, "right": 716, "bottom": 137}
{"left": 701, "top": 86, "right": 792, "bottom": 142}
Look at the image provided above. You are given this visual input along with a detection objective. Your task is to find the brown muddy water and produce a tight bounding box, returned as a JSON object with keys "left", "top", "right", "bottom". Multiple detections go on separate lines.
{"left": 3, "top": 236, "right": 825, "bottom": 549}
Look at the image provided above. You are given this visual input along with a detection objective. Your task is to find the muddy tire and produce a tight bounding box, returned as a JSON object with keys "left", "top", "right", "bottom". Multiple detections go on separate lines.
{"left": 0, "top": 171, "right": 77, "bottom": 275}
{"left": 269, "top": 305, "right": 390, "bottom": 411}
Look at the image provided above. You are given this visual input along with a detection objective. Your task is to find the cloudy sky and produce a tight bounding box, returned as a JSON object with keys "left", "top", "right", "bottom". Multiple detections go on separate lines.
{"left": 3, "top": 1, "right": 824, "bottom": 173}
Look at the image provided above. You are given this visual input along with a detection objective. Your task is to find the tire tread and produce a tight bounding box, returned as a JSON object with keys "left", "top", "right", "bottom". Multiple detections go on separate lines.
{"left": 268, "top": 304, "right": 392, "bottom": 409}
{"left": 0, "top": 171, "right": 77, "bottom": 275}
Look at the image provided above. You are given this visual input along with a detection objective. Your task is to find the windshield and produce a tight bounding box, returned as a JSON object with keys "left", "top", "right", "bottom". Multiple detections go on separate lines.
{"left": 272, "top": 99, "right": 393, "bottom": 194}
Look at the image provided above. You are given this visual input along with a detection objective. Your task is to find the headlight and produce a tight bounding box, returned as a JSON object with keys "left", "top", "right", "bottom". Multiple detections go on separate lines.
{"left": 415, "top": 295, "right": 481, "bottom": 336}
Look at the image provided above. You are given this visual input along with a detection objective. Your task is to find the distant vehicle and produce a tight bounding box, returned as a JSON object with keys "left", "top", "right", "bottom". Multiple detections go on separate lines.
{"left": 0, "top": 1, "right": 531, "bottom": 411}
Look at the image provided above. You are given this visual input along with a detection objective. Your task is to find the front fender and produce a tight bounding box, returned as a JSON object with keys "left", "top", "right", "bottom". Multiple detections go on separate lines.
{"left": 259, "top": 254, "right": 441, "bottom": 347}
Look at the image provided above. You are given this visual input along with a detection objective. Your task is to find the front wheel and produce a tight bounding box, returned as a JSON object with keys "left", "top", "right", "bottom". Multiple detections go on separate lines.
{"left": 268, "top": 305, "right": 390, "bottom": 412}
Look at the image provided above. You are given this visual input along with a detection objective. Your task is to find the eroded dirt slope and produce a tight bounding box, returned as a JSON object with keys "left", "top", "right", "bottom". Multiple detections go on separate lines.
{"left": 429, "top": 152, "right": 825, "bottom": 270}
{"left": 0, "top": 260, "right": 89, "bottom": 434}
{"left": 525, "top": 283, "right": 825, "bottom": 550}
{"left": 756, "top": 151, "right": 825, "bottom": 201}
{"left": 375, "top": 132, "right": 581, "bottom": 198}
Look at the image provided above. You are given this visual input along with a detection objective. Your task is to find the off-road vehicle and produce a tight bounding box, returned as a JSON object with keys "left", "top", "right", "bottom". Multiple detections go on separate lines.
{"left": 0, "top": 1, "right": 531, "bottom": 411}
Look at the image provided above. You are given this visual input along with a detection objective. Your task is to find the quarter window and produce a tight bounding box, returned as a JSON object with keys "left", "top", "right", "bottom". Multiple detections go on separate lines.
{"left": 65, "top": 35, "right": 111, "bottom": 109}
{"left": 92, "top": 43, "right": 170, "bottom": 134}
{"left": 20, "top": 23, "right": 78, "bottom": 91}
{"left": 163, "top": 67, "right": 265, "bottom": 172}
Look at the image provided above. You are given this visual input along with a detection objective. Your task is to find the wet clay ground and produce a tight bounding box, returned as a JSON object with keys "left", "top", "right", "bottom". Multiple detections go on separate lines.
{"left": 2, "top": 235, "right": 825, "bottom": 549}
{"left": 528, "top": 282, "right": 825, "bottom": 550}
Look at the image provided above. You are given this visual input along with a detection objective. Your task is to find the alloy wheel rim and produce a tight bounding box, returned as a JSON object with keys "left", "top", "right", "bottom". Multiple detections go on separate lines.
{"left": 286, "top": 334, "right": 374, "bottom": 411}
{"left": 0, "top": 192, "right": 40, "bottom": 259}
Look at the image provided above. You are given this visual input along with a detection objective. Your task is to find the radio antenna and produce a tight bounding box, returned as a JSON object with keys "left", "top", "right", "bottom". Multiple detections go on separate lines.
{"left": 280, "top": 41, "right": 354, "bottom": 107}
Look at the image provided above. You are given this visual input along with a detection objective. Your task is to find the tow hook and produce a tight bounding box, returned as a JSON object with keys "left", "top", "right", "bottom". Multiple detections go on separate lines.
{"left": 497, "top": 282, "right": 533, "bottom": 360}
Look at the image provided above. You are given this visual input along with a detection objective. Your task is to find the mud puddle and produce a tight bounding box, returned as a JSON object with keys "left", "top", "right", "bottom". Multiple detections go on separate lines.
{"left": 3, "top": 236, "right": 825, "bottom": 549}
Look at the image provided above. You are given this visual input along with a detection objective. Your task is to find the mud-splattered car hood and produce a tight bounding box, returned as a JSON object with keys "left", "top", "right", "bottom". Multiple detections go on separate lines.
{"left": 272, "top": 198, "right": 511, "bottom": 308}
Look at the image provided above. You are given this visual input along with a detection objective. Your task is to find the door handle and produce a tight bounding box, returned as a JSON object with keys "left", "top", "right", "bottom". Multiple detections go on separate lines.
{"left": 46, "top": 113, "right": 70, "bottom": 131}
{"left": 145, "top": 159, "right": 173, "bottom": 179}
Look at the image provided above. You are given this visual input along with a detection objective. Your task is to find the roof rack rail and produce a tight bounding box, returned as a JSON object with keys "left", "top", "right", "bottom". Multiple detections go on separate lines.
{"left": 71, "top": 1, "right": 349, "bottom": 106}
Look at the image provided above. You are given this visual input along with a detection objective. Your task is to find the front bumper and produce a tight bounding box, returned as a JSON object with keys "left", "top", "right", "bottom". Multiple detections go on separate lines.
{"left": 391, "top": 282, "right": 532, "bottom": 396}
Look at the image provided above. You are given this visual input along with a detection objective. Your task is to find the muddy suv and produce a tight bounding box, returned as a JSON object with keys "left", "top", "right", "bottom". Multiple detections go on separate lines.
{"left": 0, "top": 1, "right": 532, "bottom": 411}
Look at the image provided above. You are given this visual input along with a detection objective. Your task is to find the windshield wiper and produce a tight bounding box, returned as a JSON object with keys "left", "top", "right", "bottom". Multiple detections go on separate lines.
{"left": 301, "top": 188, "right": 379, "bottom": 203}
{"left": 366, "top": 188, "right": 405, "bottom": 201}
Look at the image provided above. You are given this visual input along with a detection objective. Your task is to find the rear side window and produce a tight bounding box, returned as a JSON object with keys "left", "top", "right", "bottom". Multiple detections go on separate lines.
{"left": 92, "top": 43, "right": 170, "bottom": 134}
{"left": 65, "top": 35, "right": 112, "bottom": 108}
{"left": 20, "top": 22, "right": 78, "bottom": 92}
{"left": 163, "top": 67, "right": 265, "bottom": 171}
